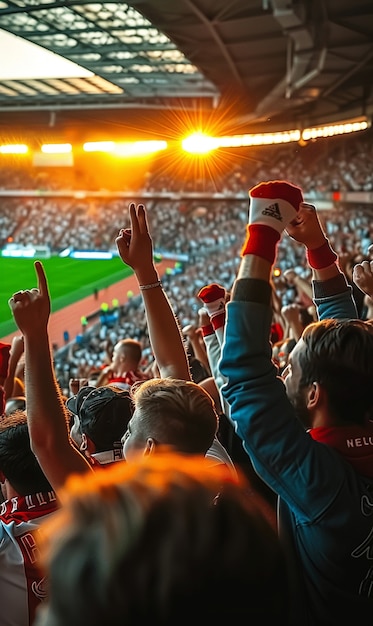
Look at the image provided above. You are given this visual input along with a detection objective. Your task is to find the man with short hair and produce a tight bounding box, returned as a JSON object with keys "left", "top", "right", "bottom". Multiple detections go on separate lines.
{"left": 95, "top": 337, "right": 148, "bottom": 390}
{"left": 219, "top": 182, "right": 373, "bottom": 625}
{"left": 0, "top": 410, "right": 58, "bottom": 625}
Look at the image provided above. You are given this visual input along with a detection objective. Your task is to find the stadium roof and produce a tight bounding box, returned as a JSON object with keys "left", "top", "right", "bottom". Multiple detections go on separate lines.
{"left": 0, "top": 0, "right": 372, "bottom": 139}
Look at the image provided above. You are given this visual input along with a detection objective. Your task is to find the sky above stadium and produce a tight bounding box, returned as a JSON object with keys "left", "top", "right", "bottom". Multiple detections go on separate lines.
{"left": 0, "top": 29, "right": 93, "bottom": 79}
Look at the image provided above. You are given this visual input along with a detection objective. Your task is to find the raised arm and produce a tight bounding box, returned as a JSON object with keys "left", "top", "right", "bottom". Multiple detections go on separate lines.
{"left": 196, "top": 288, "right": 232, "bottom": 420}
{"left": 8, "top": 261, "right": 92, "bottom": 492}
{"left": 0, "top": 341, "right": 11, "bottom": 415}
{"left": 352, "top": 260, "right": 373, "bottom": 320}
{"left": 285, "top": 202, "right": 357, "bottom": 320}
{"left": 116, "top": 202, "right": 190, "bottom": 381}
{"left": 2, "top": 335, "right": 24, "bottom": 401}
{"left": 182, "top": 322, "right": 211, "bottom": 376}
{"left": 280, "top": 303, "right": 307, "bottom": 342}
{"left": 219, "top": 181, "right": 312, "bottom": 494}
{"left": 352, "top": 260, "right": 373, "bottom": 301}
{"left": 282, "top": 268, "right": 313, "bottom": 303}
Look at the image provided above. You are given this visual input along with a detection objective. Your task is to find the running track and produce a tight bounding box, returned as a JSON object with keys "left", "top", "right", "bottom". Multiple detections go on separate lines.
{"left": 1, "top": 260, "right": 171, "bottom": 348}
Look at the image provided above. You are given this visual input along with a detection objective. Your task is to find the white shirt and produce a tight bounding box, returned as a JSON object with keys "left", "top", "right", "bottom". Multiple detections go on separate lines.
{"left": 0, "top": 492, "right": 57, "bottom": 626}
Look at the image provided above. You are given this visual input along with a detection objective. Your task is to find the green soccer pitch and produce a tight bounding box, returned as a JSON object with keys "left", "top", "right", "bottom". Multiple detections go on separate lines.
{"left": 0, "top": 255, "right": 133, "bottom": 338}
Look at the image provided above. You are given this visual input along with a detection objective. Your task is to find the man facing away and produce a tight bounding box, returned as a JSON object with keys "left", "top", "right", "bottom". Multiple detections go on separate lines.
{"left": 219, "top": 181, "right": 373, "bottom": 625}
{"left": 67, "top": 384, "right": 133, "bottom": 467}
{"left": 95, "top": 338, "right": 148, "bottom": 390}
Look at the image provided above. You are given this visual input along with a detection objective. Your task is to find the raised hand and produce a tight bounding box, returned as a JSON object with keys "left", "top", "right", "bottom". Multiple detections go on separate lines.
{"left": 197, "top": 283, "right": 227, "bottom": 319}
{"left": 285, "top": 202, "right": 327, "bottom": 250}
{"left": 69, "top": 377, "right": 88, "bottom": 397}
{"left": 283, "top": 268, "right": 298, "bottom": 286}
{"left": 182, "top": 323, "right": 202, "bottom": 343}
{"left": 116, "top": 202, "right": 154, "bottom": 275}
{"left": 116, "top": 202, "right": 188, "bottom": 380}
{"left": 8, "top": 261, "right": 50, "bottom": 336}
{"left": 338, "top": 250, "right": 355, "bottom": 278}
{"left": 352, "top": 260, "right": 373, "bottom": 300}
{"left": 197, "top": 306, "right": 211, "bottom": 328}
{"left": 10, "top": 334, "right": 25, "bottom": 362}
{"left": 241, "top": 180, "right": 303, "bottom": 266}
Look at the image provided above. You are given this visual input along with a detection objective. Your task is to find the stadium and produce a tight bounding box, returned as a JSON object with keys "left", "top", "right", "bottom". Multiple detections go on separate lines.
{"left": 1, "top": 0, "right": 372, "bottom": 375}
{"left": 1, "top": 3, "right": 373, "bottom": 624}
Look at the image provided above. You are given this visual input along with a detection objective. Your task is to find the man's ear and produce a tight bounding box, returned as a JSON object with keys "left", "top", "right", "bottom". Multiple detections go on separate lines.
{"left": 80, "top": 433, "right": 96, "bottom": 457}
{"left": 80, "top": 433, "right": 87, "bottom": 452}
{"left": 144, "top": 437, "right": 156, "bottom": 457}
{"left": 306, "top": 381, "right": 322, "bottom": 410}
{"left": 0, "top": 469, "right": 5, "bottom": 483}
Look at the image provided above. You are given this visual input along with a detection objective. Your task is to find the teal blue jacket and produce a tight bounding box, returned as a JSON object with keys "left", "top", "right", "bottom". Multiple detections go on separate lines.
{"left": 220, "top": 277, "right": 373, "bottom": 625}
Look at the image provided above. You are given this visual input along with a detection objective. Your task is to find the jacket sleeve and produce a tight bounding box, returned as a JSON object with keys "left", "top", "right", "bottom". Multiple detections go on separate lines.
{"left": 203, "top": 331, "right": 231, "bottom": 420}
{"left": 313, "top": 273, "right": 358, "bottom": 321}
{"left": 220, "top": 297, "right": 346, "bottom": 521}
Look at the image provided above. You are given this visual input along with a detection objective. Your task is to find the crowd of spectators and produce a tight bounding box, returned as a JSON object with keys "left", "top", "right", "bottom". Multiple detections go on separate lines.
{"left": 1, "top": 128, "right": 373, "bottom": 625}
{"left": 1, "top": 132, "right": 373, "bottom": 395}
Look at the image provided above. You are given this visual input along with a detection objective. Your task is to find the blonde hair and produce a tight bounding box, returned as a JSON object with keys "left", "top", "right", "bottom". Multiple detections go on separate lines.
{"left": 130, "top": 378, "right": 219, "bottom": 454}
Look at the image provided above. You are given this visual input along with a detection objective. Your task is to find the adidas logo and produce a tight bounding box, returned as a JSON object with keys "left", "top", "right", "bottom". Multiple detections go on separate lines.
{"left": 262, "top": 202, "right": 282, "bottom": 221}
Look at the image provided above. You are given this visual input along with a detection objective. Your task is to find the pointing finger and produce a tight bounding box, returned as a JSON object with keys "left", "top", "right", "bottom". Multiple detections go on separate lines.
{"left": 34, "top": 261, "right": 49, "bottom": 297}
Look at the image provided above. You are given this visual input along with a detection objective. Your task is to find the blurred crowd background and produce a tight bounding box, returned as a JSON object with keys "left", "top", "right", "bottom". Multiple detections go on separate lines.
{"left": 1, "top": 127, "right": 372, "bottom": 396}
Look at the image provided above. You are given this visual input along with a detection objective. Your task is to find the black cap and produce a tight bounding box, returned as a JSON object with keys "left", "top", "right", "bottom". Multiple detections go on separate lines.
{"left": 66, "top": 385, "right": 133, "bottom": 451}
{"left": 66, "top": 385, "right": 95, "bottom": 417}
